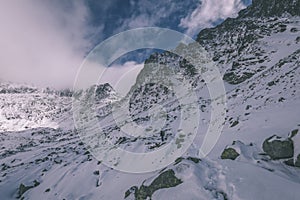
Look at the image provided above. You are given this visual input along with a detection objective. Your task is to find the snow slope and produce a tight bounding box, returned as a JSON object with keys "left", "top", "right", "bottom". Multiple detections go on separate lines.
{"left": 0, "top": 0, "right": 300, "bottom": 199}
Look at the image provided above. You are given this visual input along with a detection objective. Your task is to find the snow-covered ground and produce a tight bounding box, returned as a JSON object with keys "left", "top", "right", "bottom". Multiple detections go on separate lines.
{"left": 0, "top": 1, "right": 300, "bottom": 199}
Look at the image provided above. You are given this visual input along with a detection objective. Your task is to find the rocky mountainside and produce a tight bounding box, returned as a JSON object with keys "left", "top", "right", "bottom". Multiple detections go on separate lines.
{"left": 0, "top": 82, "right": 118, "bottom": 132}
{"left": 0, "top": 0, "right": 300, "bottom": 199}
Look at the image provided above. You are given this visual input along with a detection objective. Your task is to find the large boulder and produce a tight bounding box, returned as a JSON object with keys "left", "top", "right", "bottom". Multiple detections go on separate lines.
{"left": 284, "top": 154, "right": 300, "bottom": 168}
{"left": 295, "top": 154, "right": 300, "bottom": 168}
{"left": 262, "top": 135, "right": 294, "bottom": 160}
{"left": 221, "top": 147, "right": 240, "bottom": 160}
{"left": 125, "top": 169, "right": 183, "bottom": 199}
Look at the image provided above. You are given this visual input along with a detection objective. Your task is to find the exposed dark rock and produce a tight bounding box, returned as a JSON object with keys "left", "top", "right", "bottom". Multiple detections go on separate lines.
{"left": 230, "top": 120, "right": 239, "bottom": 128}
{"left": 295, "top": 154, "right": 300, "bottom": 167}
{"left": 283, "top": 155, "right": 300, "bottom": 168}
{"left": 290, "top": 129, "right": 298, "bottom": 138}
{"left": 262, "top": 135, "right": 294, "bottom": 160}
{"left": 284, "top": 159, "right": 295, "bottom": 167}
{"left": 187, "top": 157, "right": 201, "bottom": 164}
{"left": 17, "top": 180, "right": 39, "bottom": 198}
{"left": 240, "top": 0, "right": 300, "bottom": 17}
{"left": 221, "top": 148, "right": 240, "bottom": 160}
{"left": 93, "top": 170, "right": 100, "bottom": 175}
{"left": 127, "top": 169, "right": 183, "bottom": 200}
{"left": 223, "top": 71, "right": 254, "bottom": 85}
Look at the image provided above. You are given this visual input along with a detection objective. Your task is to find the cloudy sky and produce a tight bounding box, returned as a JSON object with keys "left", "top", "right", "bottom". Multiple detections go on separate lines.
{"left": 0, "top": 0, "right": 251, "bottom": 89}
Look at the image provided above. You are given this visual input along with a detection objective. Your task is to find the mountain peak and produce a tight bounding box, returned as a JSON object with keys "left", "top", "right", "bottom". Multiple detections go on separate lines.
{"left": 241, "top": 0, "right": 300, "bottom": 17}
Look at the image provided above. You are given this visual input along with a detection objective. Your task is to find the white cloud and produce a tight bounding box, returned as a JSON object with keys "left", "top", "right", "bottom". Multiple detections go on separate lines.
{"left": 125, "top": 14, "right": 157, "bottom": 28}
{"left": 73, "top": 59, "right": 143, "bottom": 96}
{"left": 114, "top": 0, "right": 176, "bottom": 33}
{"left": 0, "top": 1, "right": 100, "bottom": 89}
{"left": 179, "top": 0, "right": 246, "bottom": 36}
{"left": 115, "top": 12, "right": 159, "bottom": 33}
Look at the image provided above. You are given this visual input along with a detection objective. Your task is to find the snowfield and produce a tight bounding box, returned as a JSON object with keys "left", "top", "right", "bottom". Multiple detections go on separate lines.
{"left": 0, "top": 0, "right": 300, "bottom": 199}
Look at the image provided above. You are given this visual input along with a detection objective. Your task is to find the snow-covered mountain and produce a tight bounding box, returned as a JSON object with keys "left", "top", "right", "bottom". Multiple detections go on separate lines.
{"left": 0, "top": 0, "right": 300, "bottom": 199}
